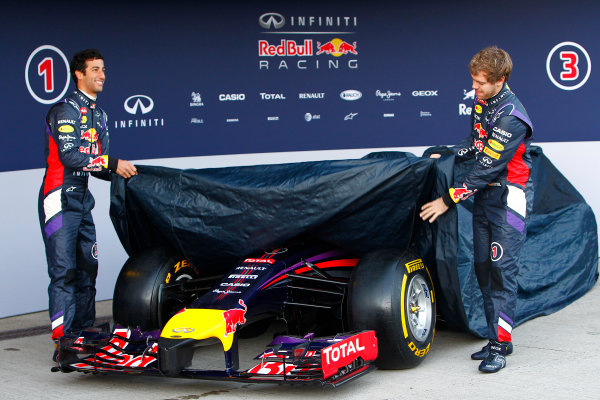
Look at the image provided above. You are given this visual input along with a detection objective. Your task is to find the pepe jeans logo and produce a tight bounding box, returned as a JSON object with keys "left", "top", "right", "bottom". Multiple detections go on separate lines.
{"left": 124, "top": 95, "right": 154, "bottom": 114}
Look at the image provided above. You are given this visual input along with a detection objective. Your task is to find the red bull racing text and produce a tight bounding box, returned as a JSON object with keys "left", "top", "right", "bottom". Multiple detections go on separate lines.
{"left": 258, "top": 39, "right": 358, "bottom": 70}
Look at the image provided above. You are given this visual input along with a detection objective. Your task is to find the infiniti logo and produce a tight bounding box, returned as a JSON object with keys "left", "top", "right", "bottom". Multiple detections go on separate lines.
{"left": 124, "top": 95, "right": 154, "bottom": 115}
{"left": 172, "top": 327, "right": 194, "bottom": 333}
{"left": 259, "top": 12, "right": 285, "bottom": 29}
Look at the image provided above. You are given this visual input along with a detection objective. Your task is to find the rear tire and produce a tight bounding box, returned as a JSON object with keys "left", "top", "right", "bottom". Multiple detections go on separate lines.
{"left": 348, "top": 248, "right": 436, "bottom": 369}
{"left": 113, "top": 247, "right": 201, "bottom": 331}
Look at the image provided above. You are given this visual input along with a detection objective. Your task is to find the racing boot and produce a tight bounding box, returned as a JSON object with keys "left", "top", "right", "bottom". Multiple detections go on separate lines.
{"left": 478, "top": 340, "right": 508, "bottom": 373}
{"left": 471, "top": 340, "right": 513, "bottom": 360}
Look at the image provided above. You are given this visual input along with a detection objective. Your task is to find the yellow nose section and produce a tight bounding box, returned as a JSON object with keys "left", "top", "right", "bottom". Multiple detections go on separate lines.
{"left": 161, "top": 309, "right": 236, "bottom": 351}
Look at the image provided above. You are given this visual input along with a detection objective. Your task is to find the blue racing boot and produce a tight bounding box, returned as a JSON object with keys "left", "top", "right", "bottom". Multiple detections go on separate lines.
{"left": 471, "top": 340, "right": 513, "bottom": 360}
{"left": 478, "top": 340, "right": 508, "bottom": 373}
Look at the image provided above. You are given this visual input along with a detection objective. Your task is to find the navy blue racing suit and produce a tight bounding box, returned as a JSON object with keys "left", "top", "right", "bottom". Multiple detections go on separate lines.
{"left": 442, "top": 84, "right": 533, "bottom": 343}
{"left": 38, "top": 90, "right": 119, "bottom": 339}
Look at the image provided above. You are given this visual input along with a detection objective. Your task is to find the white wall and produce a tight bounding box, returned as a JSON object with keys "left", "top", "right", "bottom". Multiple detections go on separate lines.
{"left": 1, "top": 142, "right": 598, "bottom": 318}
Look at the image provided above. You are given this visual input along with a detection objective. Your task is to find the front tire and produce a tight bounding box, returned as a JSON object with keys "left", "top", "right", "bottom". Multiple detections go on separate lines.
{"left": 348, "top": 249, "right": 436, "bottom": 369}
{"left": 113, "top": 247, "right": 201, "bottom": 331}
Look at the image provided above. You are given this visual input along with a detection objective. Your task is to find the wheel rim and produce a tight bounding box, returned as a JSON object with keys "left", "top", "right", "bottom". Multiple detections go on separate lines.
{"left": 405, "top": 274, "right": 433, "bottom": 342}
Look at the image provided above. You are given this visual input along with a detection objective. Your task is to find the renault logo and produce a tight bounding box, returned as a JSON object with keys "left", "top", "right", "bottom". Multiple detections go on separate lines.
{"left": 259, "top": 12, "right": 285, "bottom": 29}
{"left": 124, "top": 95, "right": 154, "bottom": 115}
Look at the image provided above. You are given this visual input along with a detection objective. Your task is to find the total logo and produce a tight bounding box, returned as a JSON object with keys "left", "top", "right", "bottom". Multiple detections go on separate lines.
{"left": 115, "top": 94, "right": 165, "bottom": 129}
{"left": 340, "top": 90, "right": 362, "bottom": 101}
{"left": 259, "top": 93, "right": 286, "bottom": 100}
{"left": 219, "top": 93, "right": 245, "bottom": 101}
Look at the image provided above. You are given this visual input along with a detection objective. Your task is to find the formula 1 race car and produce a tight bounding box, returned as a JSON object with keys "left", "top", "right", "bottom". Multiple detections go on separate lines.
{"left": 54, "top": 239, "right": 435, "bottom": 387}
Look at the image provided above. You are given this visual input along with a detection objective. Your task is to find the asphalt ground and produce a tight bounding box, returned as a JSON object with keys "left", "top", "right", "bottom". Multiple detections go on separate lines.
{"left": 1, "top": 273, "right": 599, "bottom": 400}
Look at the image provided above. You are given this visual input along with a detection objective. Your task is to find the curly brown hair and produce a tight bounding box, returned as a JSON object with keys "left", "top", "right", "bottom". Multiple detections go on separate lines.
{"left": 469, "top": 46, "right": 513, "bottom": 83}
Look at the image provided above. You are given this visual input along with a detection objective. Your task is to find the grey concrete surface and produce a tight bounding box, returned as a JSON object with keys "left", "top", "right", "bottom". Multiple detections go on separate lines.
{"left": 1, "top": 280, "right": 599, "bottom": 400}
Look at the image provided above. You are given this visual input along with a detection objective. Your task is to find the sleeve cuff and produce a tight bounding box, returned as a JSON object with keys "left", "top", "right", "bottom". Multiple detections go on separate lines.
{"left": 107, "top": 156, "right": 119, "bottom": 172}
{"left": 442, "top": 190, "right": 457, "bottom": 207}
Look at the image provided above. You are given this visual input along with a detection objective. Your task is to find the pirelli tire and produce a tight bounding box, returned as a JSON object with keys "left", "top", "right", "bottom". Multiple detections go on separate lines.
{"left": 113, "top": 247, "right": 201, "bottom": 331}
{"left": 348, "top": 248, "right": 436, "bottom": 369}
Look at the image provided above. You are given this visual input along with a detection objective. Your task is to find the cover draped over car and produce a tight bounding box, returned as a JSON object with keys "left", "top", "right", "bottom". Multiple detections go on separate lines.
{"left": 110, "top": 147, "right": 598, "bottom": 337}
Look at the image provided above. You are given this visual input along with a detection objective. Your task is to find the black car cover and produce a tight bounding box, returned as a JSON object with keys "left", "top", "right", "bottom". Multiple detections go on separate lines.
{"left": 110, "top": 147, "right": 598, "bottom": 337}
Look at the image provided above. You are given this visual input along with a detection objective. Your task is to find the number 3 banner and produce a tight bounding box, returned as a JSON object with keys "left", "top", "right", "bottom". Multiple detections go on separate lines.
{"left": 546, "top": 41, "right": 592, "bottom": 91}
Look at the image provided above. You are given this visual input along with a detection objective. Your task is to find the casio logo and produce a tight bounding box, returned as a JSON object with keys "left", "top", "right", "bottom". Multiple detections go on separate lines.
{"left": 219, "top": 94, "right": 246, "bottom": 101}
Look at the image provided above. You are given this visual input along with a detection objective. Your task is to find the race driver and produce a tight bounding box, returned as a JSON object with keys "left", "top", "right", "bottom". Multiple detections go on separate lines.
{"left": 419, "top": 46, "right": 533, "bottom": 373}
{"left": 38, "top": 49, "right": 137, "bottom": 355}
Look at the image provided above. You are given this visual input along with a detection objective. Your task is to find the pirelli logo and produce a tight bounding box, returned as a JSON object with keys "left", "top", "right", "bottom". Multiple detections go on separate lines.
{"left": 483, "top": 146, "right": 501, "bottom": 160}
{"left": 405, "top": 259, "right": 425, "bottom": 273}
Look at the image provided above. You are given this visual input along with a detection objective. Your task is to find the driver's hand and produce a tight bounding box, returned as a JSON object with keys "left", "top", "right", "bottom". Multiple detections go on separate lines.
{"left": 116, "top": 159, "right": 138, "bottom": 179}
{"left": 419, "top": 197, "right": 449, "bottom": 223}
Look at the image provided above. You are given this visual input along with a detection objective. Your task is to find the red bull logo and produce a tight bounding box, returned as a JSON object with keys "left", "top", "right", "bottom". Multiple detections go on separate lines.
{"left": 79, "top": 143, "right": 99, "bottom": 155}
{"left": 86, "top": 156, "right": 107, "bottom": 170}
{"left": 316, "top": 38, "right": 358, "bottom": 57}
{"left": 449, "top": 185, "right": 476, "bottom": 202}
{"left": 80, "top": 128, "right": 98, "bottom": 142}
{"left": 222, "top": 299, "right": 247, "bottom": 337}
{"left": 258, "top": 39, "right": 313, "bottom": 56}
{"left": 474, "top": 123, "right": 487, "bottom": 138}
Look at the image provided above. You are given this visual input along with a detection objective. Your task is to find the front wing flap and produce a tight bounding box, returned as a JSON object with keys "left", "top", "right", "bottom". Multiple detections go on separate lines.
{"left": 54, "top": 329, "right": 378, "bottom": 387}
